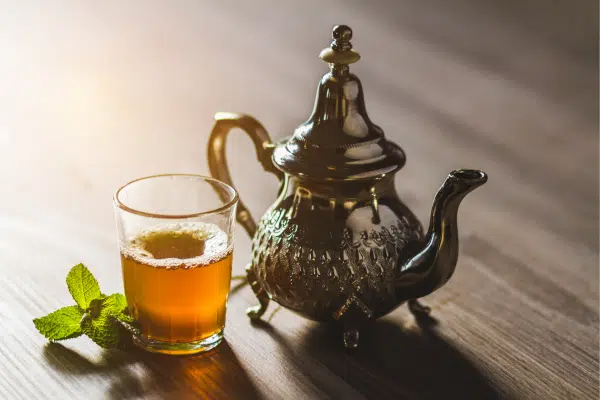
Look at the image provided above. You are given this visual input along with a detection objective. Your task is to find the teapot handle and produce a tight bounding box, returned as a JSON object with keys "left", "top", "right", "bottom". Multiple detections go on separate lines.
{"left": 207, "top": 112, "right": 284, "bottom": 237}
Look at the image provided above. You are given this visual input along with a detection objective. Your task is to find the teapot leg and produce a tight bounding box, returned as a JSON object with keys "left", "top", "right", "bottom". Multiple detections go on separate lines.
{"left": 245, "top": 263, "right": 269, "bottom": 320}
{"left": 408, "top": 299, "right": 431, "bottom": 316}
{"left": 333, "top": 294, "right": 372, "bottom": 349}
{"left": 343, "top": 327, "right": 360, "bottom": 349}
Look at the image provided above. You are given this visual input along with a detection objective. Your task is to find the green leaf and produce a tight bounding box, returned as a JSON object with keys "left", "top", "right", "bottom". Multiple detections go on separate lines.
{"left": 115, "top": 312, "right": 134, "bottom": 324}
{"left": 66, "top": 264, "right": 101, "bottom": 309}
{"left": 33, "top": 306, "right": 84, "bottom": 341}
{"left": 104, "top": 293, "right": 128, "bottom": 315}
{"left": 81, "top": 310, "right": 120, "bottom": 349}
{"left": 80, "top": 294, "right": 129, "bottom": 349}
{"left": 114, "top": 313, "right": 141, "bottom": 337}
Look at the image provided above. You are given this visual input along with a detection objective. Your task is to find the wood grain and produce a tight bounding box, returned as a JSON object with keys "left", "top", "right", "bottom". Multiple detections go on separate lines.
{"left": 0, "top": 1, "right": 597, "bottom": 399}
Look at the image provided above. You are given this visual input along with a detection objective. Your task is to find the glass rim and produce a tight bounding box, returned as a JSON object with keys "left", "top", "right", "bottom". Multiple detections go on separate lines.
{"left": 113, "top": 173, "right": 238, "bottom": 219}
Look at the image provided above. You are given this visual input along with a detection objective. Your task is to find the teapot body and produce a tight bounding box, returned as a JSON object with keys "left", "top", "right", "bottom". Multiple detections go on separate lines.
{"left": 251, "top": 174, "right": 424, "bottom": 321}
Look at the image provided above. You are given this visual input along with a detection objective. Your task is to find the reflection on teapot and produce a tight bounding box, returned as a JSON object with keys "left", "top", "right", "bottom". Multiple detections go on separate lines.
{"left": 208, "top": 25, "right": 487, "bottom": 348}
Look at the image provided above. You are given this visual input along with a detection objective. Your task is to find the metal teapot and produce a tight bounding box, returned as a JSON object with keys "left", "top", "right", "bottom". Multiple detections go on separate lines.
{"left": 207, "top": 25, "right": 487, "bottom": 348}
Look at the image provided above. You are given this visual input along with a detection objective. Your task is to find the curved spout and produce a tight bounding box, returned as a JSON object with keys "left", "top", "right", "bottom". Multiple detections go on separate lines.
{"left": 395, "top": 169, "right": 487, "bottom": 301}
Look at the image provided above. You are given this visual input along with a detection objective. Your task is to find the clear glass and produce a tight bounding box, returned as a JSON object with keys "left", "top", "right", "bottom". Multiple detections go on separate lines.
{"left": 113, "top": 174, "right": 238, "bottom": 355}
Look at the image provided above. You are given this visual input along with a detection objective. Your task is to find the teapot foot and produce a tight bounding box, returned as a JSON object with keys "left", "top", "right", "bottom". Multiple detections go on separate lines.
{"left": 408, "top": 299, "right": 431, "bottom": 316}
{"left": 245, "top": 263, "right": 269, "bottom": 321}
{"left": 343, "top": 328, "right": 360, "bottom": 349}
{"left": 247, "top": 303, "right": 269, "bottom": 320}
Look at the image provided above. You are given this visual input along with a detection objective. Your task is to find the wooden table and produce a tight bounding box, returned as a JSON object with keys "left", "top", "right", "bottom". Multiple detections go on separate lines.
{"left": 1, "top": 1, "right": 597, "bottom": 398}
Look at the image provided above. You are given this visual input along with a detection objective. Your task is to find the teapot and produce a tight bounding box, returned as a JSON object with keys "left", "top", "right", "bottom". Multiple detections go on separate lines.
{"left": 207, "top": 25, "right": 487, "bottom": 348}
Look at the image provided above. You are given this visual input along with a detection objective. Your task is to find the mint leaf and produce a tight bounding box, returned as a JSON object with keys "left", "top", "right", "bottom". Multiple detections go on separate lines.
{"left": 66, "top": 264, "right": 101, "bottom": 309}
{"left": 115, "top": 312, "right": 134, "bottom": 324}
{"left": 114, "top": 314, "right": 141, "bottom": 337}
{"left": 33, "top": 306, "right": 84, "bottom": 341}
{"left": 81, "top": 314, "right": 119, "bottom": 349}
{"left": 80, "top": 294, "right": 129, "bottom": 349}
{"left": 81, "top": 312, "right": 119, "bottom": 349}
{"left": 104, "top": 293, "right": 128, "bottom": 315}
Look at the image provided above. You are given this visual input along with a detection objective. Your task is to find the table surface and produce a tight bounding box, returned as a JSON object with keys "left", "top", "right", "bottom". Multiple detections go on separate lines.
{"left": 1, "top": 1, "right": 598, "bottom": 399}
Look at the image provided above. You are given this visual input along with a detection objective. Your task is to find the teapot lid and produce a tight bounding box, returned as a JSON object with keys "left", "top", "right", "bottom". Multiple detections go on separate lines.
{"left": 272, "top": 25, "right": 406, "bottom": 180}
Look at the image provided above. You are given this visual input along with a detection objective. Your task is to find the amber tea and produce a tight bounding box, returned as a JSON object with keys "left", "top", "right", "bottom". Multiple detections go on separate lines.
{"left": 114, "top": 174, "right": 237, "bottom": 354}
{"left": 120, "top": 222, "right": 232, "bottom": 349}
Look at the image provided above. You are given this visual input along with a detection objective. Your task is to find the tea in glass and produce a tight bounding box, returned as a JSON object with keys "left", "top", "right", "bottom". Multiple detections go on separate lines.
{"left": 114, "top": 174, "right": 237, "bottom": 354}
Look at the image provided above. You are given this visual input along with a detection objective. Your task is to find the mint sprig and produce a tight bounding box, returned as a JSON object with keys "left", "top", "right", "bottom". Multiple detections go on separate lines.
{"left": 33, "top": 264, "right": 137, "bottom": 349}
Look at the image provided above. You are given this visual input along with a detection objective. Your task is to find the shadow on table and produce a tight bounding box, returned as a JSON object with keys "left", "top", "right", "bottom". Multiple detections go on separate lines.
{"left": 252, "top": 316, "right": 500, "bottom": 400}
{"left": 44, "top": 340, "right": 263, "bottom": 399}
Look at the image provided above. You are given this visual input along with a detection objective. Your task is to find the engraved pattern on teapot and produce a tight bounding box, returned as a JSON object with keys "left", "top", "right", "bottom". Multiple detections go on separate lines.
{"left": 250, "top": 206, "right": 424, "bottom": 321}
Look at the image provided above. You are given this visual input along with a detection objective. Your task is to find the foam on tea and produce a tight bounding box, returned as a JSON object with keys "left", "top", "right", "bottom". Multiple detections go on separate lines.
{"left": 120, "top": 222, "right": 233, "bottom": 345}
{"left": 121, "top": 222, "right": 232, "bottom": 269}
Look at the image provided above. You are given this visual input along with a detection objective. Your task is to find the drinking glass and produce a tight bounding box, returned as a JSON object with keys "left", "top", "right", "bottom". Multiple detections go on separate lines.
{"left": 113, "top": 174, "right": 238, "bottom": 355}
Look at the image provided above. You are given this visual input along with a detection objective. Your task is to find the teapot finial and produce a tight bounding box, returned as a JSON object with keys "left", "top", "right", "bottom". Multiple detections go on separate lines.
{"left": 331, "top": 25, "right": 353, "bottom": 50}
{"left": 319, "top": 25, "right": 360, "bottom": 74}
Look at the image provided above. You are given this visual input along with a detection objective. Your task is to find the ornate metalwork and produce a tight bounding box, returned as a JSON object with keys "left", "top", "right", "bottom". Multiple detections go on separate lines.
{"left": 206, "top": 24, "right": 488, "bottom": 348}
{"left": 250, "top": 206, "right": 424, "bottom": 322}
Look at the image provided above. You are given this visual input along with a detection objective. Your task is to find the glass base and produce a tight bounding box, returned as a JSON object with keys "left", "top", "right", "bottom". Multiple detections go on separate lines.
{"left": 132, "top": 329, "right": 224, "bottom": 355}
